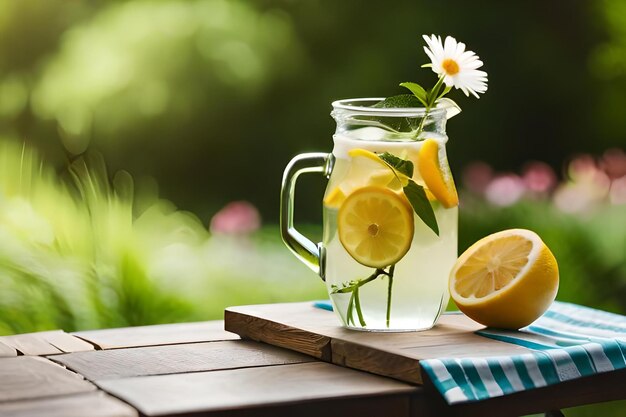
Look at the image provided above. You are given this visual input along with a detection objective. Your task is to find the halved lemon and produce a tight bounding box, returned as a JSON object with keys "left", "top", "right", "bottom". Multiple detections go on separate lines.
{"left": 449, "top": 229, "right": 559, "bottom": 329}
{"left": 338, "top": 186, "right": 414, "bottom": 268}
{"left": 418, "top": 139, "right": 458, "bottom": 208}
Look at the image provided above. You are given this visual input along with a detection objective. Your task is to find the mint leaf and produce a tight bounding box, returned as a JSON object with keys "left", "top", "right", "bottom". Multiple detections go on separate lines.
{"left": 372, "top": 94, "right": 422, "bottom": 108}
{"left": 403, "top": 180, "right": 439, "bottom": 236}
{"left": 399, "top": 82, "right": 428, "bottom": 106}
{"left": 378, "top": 152, "right": 414, "bottom": 178}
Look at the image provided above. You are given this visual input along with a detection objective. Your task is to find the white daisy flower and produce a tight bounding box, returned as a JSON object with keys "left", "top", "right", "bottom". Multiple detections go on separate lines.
{"left": 422, "top": 34, "right": 488, "bottom": 98}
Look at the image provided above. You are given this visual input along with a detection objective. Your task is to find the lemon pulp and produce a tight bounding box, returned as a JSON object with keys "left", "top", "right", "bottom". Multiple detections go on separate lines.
{"left": 338, "top": 186, "right": 414, "bottom": 269}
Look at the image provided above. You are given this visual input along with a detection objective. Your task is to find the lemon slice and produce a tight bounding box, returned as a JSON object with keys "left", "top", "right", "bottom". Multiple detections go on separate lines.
{"left": 418, "top": 139, "right": 458, "bottom": 208}
{"left": 323, "top": 187, "right": 346, "bottom": 208}
{"left": 338, "top": 186, "right": 414, "bottom": 268}
{"left": 449, "top": 229, "right": 559, "bottom": 329}
{"left": 324, "top": 149, "right": 409, "bottom": 209}
{"left": 348, "top": 148, "right": 410, "bottom": 190}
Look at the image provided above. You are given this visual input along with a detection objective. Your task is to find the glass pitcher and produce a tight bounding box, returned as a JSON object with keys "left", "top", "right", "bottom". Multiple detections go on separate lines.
{"left": 280, "top": 98, "right": 458, "bottom": 331}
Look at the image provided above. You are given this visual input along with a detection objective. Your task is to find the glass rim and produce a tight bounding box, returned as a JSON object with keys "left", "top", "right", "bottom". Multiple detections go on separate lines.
{"left": 331, "top": 97, "right": 447, "bottom": 117}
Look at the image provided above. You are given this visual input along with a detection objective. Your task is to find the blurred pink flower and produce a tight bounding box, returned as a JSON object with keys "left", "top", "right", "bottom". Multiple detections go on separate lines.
{"left": 462, "top": 161, "right": 494, "bottom": 195}
{"left": 567, "top": 154, "right": 602, "bottom": 182}
{"left": 210, "top": 201, "right": 261, "bottom": 235}
{"left": 609, "top": 176, "right": 626, "bottom": 205}
{"left": 599, "top": 148, "right": 626, "bottom": 180}
{"left": 484, "top": 174, "right": 526, "bottom": 206}
{"left": 522, "top": 161, "right": 557, "bottom": 195}
{"left": 553, "top": 183, "right": 604, "bottom": 213}
{"left": 554, "top": 155, "right": 611, "bottom": 213}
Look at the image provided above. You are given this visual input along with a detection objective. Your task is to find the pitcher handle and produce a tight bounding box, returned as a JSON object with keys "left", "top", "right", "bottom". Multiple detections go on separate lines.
{"left": 280, "top": 152, "right": 333, "bottom": 279}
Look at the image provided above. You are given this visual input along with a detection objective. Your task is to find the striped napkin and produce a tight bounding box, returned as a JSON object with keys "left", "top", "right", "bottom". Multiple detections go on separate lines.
{"left": 420, "top": 301, "right": 626, "bottom": 404}
{"left": 313, "top": 300, "right": 626, "bottom": 404}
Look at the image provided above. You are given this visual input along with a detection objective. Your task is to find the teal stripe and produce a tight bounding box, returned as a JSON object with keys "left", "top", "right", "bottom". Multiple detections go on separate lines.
{"left": 534, "top": 351, "right": 561, "bottom": 384}
{"left": 476, "top": 331, "right": 555, "bottom": 350}
{"left": 313, "top": 301, "right": 333, "bottom": 311}
{"left": 459, "top": 359, "right": 488, "bottom": 399}
{"left": 487, "top": 359, "right": 515, "bottom": 395}
{"left": 512, "top": 357, "right": 536, "bottom": 390}
{"left": 543, "top": 310, "right": 626, "bottom": 333}
{"left": 441, "top": 359, "right": 476, "bottom": 401}
{"left": 565, "top": 346, "right": 596, "bottom": 376}
{"left": 420, "top": 361, "right": 463, "bottom": 398}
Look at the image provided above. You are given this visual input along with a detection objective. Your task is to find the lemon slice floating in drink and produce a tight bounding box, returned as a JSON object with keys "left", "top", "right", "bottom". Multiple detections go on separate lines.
{"left": 323, "top": 149, "right": 412, "bottom": 208}
{"left": 418, "top": 139, "right": 458, "bottom": 208}
{"left": 338, "top": 186, "right": 414, "bottom": 268}
{"left": 449, "top": 229, "right": 559, "bottom": 329}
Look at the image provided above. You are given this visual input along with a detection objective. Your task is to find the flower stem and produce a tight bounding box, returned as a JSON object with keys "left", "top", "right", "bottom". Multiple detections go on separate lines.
{"left": 346, "top": 291, "right": 355, "bottom": 326}
{"left": 333, "top": 267, "right": 400, "bottom": 328}
{"left": 386, "top": 264, "right": 396, "bottom": 328}
{"left": 353, "top": 286, "right": 366, "bottom": 327}
{"left": 413, "top": 75, "right": 446, "bottom": 139}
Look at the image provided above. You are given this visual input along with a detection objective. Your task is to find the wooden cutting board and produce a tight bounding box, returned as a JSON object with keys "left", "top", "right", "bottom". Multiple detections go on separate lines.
{"left": 224, "top": 302, "right": 531, "bottom": 385}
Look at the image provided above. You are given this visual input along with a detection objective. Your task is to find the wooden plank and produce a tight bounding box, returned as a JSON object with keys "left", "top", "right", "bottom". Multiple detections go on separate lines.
{"left": 73, "top": 321, "right": 238, "bottom": 350}
{"left": 224, "top": 302, "right": 530, "bottom": 384}
{"left": 224, "top": 307, "right": 332, "bottom": 361}
{"left": 415, "top": 366, "right": 626, "bottom": 417}
{"left": 0, "top": 330, "right": 93, "bottom": 356}
{"left": 0, "top": 392, "right": 138, "bottom": 417}
{"left": 174, "top": 394, "right": 413, "bottom": 417}
{"left": 96, "top": 361, "right": 418, "bottom": 417}
{"left": 0, "top": 356, "right": 95, "bottom": 403}
{"left": 0, "top": 341, "right": 16, "bottom": 358}
{"left": 51, "top": 340, "right": 315, "bottom": 380}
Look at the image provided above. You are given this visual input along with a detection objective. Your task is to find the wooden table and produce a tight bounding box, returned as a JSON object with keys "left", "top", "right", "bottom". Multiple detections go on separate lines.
{"left": 0, "top": 303, "right": 624, "bottom": 417}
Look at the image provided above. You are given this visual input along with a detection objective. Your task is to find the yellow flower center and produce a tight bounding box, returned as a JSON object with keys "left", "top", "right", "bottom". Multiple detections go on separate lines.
{"left": 442, "top": 59, "right": 460, "bottom": 76}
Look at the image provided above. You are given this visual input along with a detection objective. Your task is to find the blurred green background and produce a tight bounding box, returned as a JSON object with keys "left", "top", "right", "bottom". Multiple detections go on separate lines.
{"left": 0, "top": 1, "right": 625, "bottom": 414}
{"left": 2, "top": 0, "right": 625, "bottom": 220}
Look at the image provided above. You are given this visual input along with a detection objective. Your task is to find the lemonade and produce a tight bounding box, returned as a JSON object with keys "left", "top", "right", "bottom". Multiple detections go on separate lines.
{"left": 323, "top": 129, "right": 458, "bottom": 331}
{"left": 280, "top": 36, "right": 487, "bottom": 331}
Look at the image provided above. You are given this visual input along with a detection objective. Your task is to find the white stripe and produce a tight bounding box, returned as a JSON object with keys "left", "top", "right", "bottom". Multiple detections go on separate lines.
{"left": 534, "top": 316, "right": 625, "bottom": 340}
{"left": 583, "top": 343, "right": 615, "bottom": 372}
{"left": 538, "top": 307, "right": 626, "bottom": 333}
{"left": 551, "top": 303, "right": 626, "bottom": 327}
{"left": 497, "top": 357, "right": 525, "bottom": 392}
{"left": 546, "top": 349, "right": 581, "bottom": 381}
{"left": 480, "top": 328, "right": 563, "bottom": 348}
{"left": 445, "top": 387, "right": 468, "bottom": 404}
{"left": 427, "top": 359, "right": 455, "bottom": 382}
{"left": 527, "top": 324, "right": 591, "bottom": 342}
{"left": 425, "top": 360, "right": 469, "bottom": 402}
{"left": 522, "top": 355, "right": 546, "bottom": 388}
{"left": 472, "top": 358, "right": 504, "bottom": 397}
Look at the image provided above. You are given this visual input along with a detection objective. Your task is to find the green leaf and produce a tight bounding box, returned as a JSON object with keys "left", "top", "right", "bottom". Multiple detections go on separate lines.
{"left": 399, "top": 82, "right": 428, "bottom": 106}
{"left": 403, "top": 180, "right": 439, "bottom": 236}
{"left": 439, "top": 85, "right": 452, "bottom": 99}
{"left": 378, "top": 152, "right": 414, "bottom": 177}
{"left": 372, "top": 94, "right": 422, "bottom": 108}
{"left": 421, "top": 63, "right": 433, "bottom": 68}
